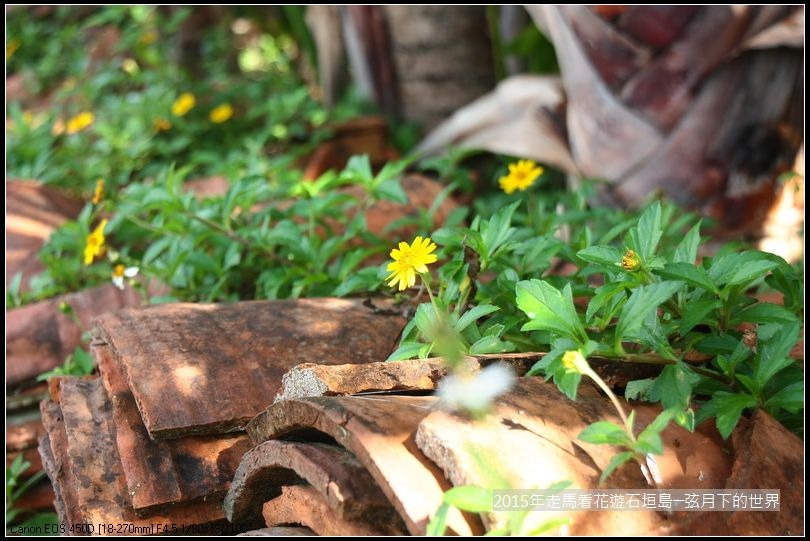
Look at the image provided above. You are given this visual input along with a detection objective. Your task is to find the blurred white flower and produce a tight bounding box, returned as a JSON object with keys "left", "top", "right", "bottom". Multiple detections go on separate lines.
{"left": 437, "top": 363, "right": 515, "bottom": 414}
{"left": 112, "top": 265, "right": 139, "bottom": 290}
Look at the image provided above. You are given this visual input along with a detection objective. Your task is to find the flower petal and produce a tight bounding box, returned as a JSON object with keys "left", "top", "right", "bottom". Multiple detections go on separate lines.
{"left": 406, "top": 267, "right": 416, "bottom": 288}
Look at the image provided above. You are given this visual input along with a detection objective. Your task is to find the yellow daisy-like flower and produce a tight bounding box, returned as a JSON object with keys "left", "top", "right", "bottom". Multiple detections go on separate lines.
{"left": 153, "top": 117, "right": 172, "bottom": 132}
{"left": 172, "top": 92, "right": 196, "bottom": 117}
{"left": 499, "top": 159, "right": 543, "bottom": 194}
{"left": 386, "top": 236, "right": 438, "bottom": 291}
{"left": 621, "top": 249, "right": 640, "bottom": 271}
{"left": 83, "top": 219, "right": 108, "bottom": 266}
{"left": 562, "top": 350, "right": 590, "bottom": 375}
{"left": 209, "top": 103, "right": 233, "bottom": 124}
{"left": 91, "top": 179, "right": 105, "bottom": 205}
{"left": 65, "top": 111, "right": 94, "bottom": 135}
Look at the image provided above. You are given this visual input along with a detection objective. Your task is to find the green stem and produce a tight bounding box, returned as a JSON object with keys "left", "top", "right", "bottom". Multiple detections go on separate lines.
{"left": 186, "top": 212, "right": 252, "bottom": 246}
{"left": 585, "top": 365, "right": 635, "bottom": 441}
{"left": 123, "top": 213, "right": 162, "bottom": 234}
{"left": 597, "top": 352, "right": 730, "bottom": 384}
{"left": 527, "top": 191, "right": 537, "bottom": 234}
{"left": 420, "top": 272, "right": 439, "bottom": 313}
{"left": 59, "top": 300, "right": 86, "bottom": 333}
{"left": 663, "top": 298, "right": 683, "bottom": 319}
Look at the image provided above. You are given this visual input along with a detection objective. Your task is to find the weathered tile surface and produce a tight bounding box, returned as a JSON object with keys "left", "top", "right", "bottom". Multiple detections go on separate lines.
{"left": 262, "top": 485, "right": 387, "bottom": 536}
{"left": 95, "top": 343, "right": 251, "bottom": 512}
{"left": 6, "top": 284, "right": 143, "bottom": 385}
{"left": 41, "top": 378, "right": 238, "bottom": 534}
{"left": 224, "top": 439, "right": 404, "bottom": 532}
{"left": 248, "top": 394, "right": 482, "bottom": 536}
{"left": 94, "top": 298, "right": 406, "bottom": 439}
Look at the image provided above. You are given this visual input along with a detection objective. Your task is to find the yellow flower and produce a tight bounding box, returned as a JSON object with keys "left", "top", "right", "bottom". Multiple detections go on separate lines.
{"left": 209, "top": 103, "right": 233, "bottom": 124}
{"left": 7, "top": 38, "right": 21, "bottom": 60}
{"left": 153, "top": 117, "right": 172, "bottom": 132}
{"left": 562, "top": 350, "right": 590, "bottom": 375}
{"left": 65, "top": 111, "right": 94, "bottom": 135}
{"left": 172, "top": 92, "right": 196, "bottom": 117}
{"left": 621, "top": 249, "right": 640, "bottom": 271}
{"left": 386, "top": 236, "right": 438, "bottom": 291}
{"left": 83, "top": 219, "right": 108, "bottom": 266}
{"left": 92, "top": 179, "right": 105, "bottom": 205}
{"left": 499, "top": 159, "right": 543, "bottom": 194}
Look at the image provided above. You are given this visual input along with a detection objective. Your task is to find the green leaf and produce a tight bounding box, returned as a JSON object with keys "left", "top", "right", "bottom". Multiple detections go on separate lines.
{"left": 142, "top": 236, "right": 172, "bottom": 265}
{"left": 342, "top": 154, "right": 373, "bottom": 184}
{"left": 764, "top": 381, "right": 804, "bottom": 413}
{"left": 469, "top": 335, "right": 514, "bottom": 355}
{"left": 679, "top": 297, "right": 721, "bottom": 335}
{"left": 578, "top": 421, "right": 633, "bottom": 447}
{"left": 625, "top": 379, "right": 655, "bottom": 401}
{"left": 586, "top": 282, "right": 629, "bottom": 325}
{"left": 615, "top": 281, "right": 683, "bottom": 349}
{"left": 375, "top": 178, "right": 408, "bottom": 204}
{"left": 754, "top": 354, "right": 796, "bottom": 391}
{"left": 425, "top": 502, "right": 450, "bottom": 536}
{"left": 455, "top": 305, "right": 499, "bottom": 333}
{"left": 431, "top": 227, "right": 467, "bottom": 247}
{"left": 755, "top": 321, "right": 801, "bottom": 387}
{"left": 386, "top": 342, "right": 423, "bottom": 361}
{"left": 726, "top": 260, "right": 779, "bottom": 287}
{"left": 626, "top": 201, "right": 662, "bottom": 260}
{"left": 637, "top": 315, "right": 678, "bottom": 361}
{"left": 527, "top": 349, "right": 563, "bottom": 377}
{"left": 735, "top": 374, "right": 759, "bottom": 395}
{"left": 656, "top": 263, "right": 718, "bottom": 293}
{"left": 732, "top": 303, "right": 798, "bottom": 325}
{"left": 650, "top": 363, "right": 701, "bottom": 410}
{"left": 71, "top": 347, "right": 94, "bottom": 375}
{"left": 333, "top": 267, "right": 379, "bottom": 297}
{"left": 673, "top": 221, "right": 702, "bottom": 264}
{"left": 697, "top": 392, "right": 758, "bottom": 439}
{"left": 479, "top": 201, "right": 520, "bottom": 262}
{"left": 516, "top": 280, "right": 587, "bottom": 345}
{"left": 576, "top": 245, "right": 622, "bottom": 268}
{"left": 413, "top": 302, "right": 439, "bottom": 337}
{"left": 223, "top": 242, "right": 241, "bottom": 270}
{"left": 599, "top": 451, "right": 635, "bottom": 483}
{"left": 443, "top": 485, "right": 493, "bottom": 513}
{"left": 554, "top": 370, "right": 582, "bottom": 400}
{"left": 636, "top": 409, "right": 677, "bottom": 455}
